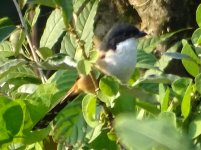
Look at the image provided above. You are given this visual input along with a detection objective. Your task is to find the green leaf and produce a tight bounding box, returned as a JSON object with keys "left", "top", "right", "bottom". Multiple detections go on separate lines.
{"left": 196, "top": 4, "right": 201, "bottom": 27}
{"left": 26, "top": 70, "right": 77, "bottom": 126}
{"left": 138, "top": 29, "right": 188, "bottom": 53}
{"left": 114, "top": 114, "right": 192, "bottom": 150}
{"left": 0, "top": 17, "right": 13, "bottom": 27}
{"left": 40, "top": 54, "right": 76, "bottom": 70}
{"left": 82, "top": 94, "right": 100, "bottom": 128}
{"left": 75, "top": 0, "right": 99, "bottom": 54}
{"left": 36, "top": 47, "right": 53, "bottom": 60}
{"left": 53, "top": 96, "right": 88, "bottom": 145}
{"left": 188, "top": 116, "right": 201, "bottom": 138}
{"left": 89, "top": 129, "right": 117, "bottom": 149}
{"left": 60, "top": 32, "right": 77, "bottom": 58}
{"left": 21, "top": 127, "right": 50, "bottom": 144}
{"left": 137, "top": 50, "right": 157, "bottom": 68}
{"left": 181, "top": 80, "right": 192, "bottom": 119}
{"left": 40, "top": 9, "right": 65, "bottom": 49}
{"left": 195, "top": 74, "right": 201, "bottom": 95}
{"left": 55, "top": 0, "right": 73, "bottom": 26}
{"left": 191, "top": 28, "right": 201, "bottom": 45}
{"left": 0, "top": 63, "right": 39, "bottom": 84}
{"left": 172, "top": 77, "right": 192, "bottom": 100}
{"left": 77, "top": 59, "right": 92, "bottom": 75}
{"left": 86, "top": 124, "right": 104, "bottom": 143}
{"left": 18, "top": 0, "right": 27, "bottom": 9}
{"left": 112, "top": 88, "right": 136, "bottom": 115}
{"left": 17, "top": 84, "right": 38, "bottom": 94}
{"left": 181, "top": 40, "right": 200, "bottom": 77}
{"left": 31, "top": 5, "right": 41, "bottom": 27}
{"left": 0, "top": 25, "right": 16, "bottom": 42}
{"left": 0, "top": 59, "right": 26, "bottom": 80}
{"left": 0, "top": 97, "right": 24, "bottom": 139}
{"left": 99, "top": 76, "right": 119, "bottom": 97}
{"left": 158, "top": 112, "right": 177, "bottom": 127}
{"left": 159, "top": 84, "right": 170, "bottom": 112}
{"left": 0, "top": 41, "right": 15, "bottom": 58}
{"left": 9, "top": 28, "right": 25, "bottom": 55}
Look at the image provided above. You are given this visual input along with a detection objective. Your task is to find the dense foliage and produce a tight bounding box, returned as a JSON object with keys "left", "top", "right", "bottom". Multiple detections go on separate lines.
{"left": 1, "top": 0, "right": 201, "bottom": 149}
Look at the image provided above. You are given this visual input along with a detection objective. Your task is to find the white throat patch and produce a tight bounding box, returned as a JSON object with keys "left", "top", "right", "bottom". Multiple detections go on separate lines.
{"left": 96, "top": 38, "right": 138, "bottom": 83}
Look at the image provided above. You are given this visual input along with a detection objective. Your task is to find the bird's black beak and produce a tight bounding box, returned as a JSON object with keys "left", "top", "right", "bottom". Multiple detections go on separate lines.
{"left": 137, "top": 31, "right": 147, "bottom": 38}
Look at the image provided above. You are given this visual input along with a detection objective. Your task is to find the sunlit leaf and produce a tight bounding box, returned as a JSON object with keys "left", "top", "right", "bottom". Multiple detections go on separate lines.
{"left": 40, "top": 9, "right": 65, "bottom": 49}
{"left": 0, "top": 97, "right": 24, "bottom": 139}
{"left": 36, "top": 47, "right": 53, "bottom": 60}
{"left": 172, "top": 77, "right": 192, "bottom": 100}
{"left": 159, "top": 84, "right": 170, "bottom": 112}
{"left": 196, "top": 4, "right": 201, "bottom": 27}
{"left": 53, "top": 96, "right": 88, "bottom": 145}
{"left": 9, "top": 28, "right": 25, "bottom": 55}
{"left": 138, "top": 29, "right": 189, "bottom": 53}
{"left": 31, "top": 5, "right": 41, "bottom": 27}
{"left": 0, "top": 59, "right": 26, "bottom": 80}
{"left": 191, "top": 28, "right": 201, "bottom": 46}
{"left": 77, "top": 59, "right": 92, "bottom": 75}
{"left": 181, "top": 40, "right": 200, "bottom": 77}
{"left": 0, "top": 41, "right": 15, "bottom": 58}
{"left": 181, "top": 80, "right": 192, "bottom": 119}
{"left": 60, "top": 32, "right": 77, "bottom": 58}
{"left": 82, "top": 94, "right": 100, "bottom": 128}
{"left": 99, "top": 76, "right": 119, "bottom": 97}
{"left": 75, "top": 0, "right": 99, "bottom": 54}
{"left": 115, "top": 114, "right": 192, "bottom": 150}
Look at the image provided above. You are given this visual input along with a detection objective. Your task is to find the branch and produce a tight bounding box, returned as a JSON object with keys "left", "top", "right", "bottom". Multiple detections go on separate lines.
{"left": 13, "top": 0, "right": 46, "bottom": 83}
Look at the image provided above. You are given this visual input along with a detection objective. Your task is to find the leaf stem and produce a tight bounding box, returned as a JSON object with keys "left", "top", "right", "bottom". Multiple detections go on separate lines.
{"left": 13, "top": 0, "right": 46, "bottom": 83}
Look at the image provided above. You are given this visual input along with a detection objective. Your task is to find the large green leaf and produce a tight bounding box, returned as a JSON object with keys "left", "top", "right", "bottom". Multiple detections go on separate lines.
{"left": 0, "top": 59, "right": 27, "bottom": 80}
{"left": 77, "top": 59, "right": 92, "bottom": 75}
{"left": 75, "top": 0, "right": 99, "bottom": 55}
{"left": 53, "top": 96, "right": 88, "bottom": 146}
{"left": 0, "top": 41, "right": 15, "bottom": 58}
{"left": 188, "top": 116, "right": 201, "bottom": 139}
{"left": 26, "top": 70, "right": 77, "bottom": 127}
{"left": 9, "top": 28, "right": 25, "bottom": 55}
{"left": 60, "top": 32, "right": 77, "bottom": 58}
{"left": 191, "top": 28, "right": 201, "bottom": 46}
{"left": 115, "top": 114, "right": 192, "bottom": 150}
{"left": 137, "top": 50, "right": 157, "bottom": 69}
{"left": 40, "top": 9, "right": 65, "bottom": 49}
{"left": 159, "top": 84, "right": 170, "bottom": 112}
{"left": 0, "top": 97, "right": 24, "bottom": 143}
{"left": 138, "top": 29, "right": 188, "bottom": 53}
{"left": 82, "top": 94, "right": 103, "bottom": 128}
{"left": 196, "top": 4, "right": 201, "bottom": 27}
{"left": 181, "top": 40, "right": 200, "bottom": 77}
{"left": 172, "top": 77, "right": 192, "bottom": 100}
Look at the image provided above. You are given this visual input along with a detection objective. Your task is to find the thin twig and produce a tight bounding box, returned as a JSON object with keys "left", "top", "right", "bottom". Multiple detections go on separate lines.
{"left": 13, "top": 0, "right": 46, "bottom": 83}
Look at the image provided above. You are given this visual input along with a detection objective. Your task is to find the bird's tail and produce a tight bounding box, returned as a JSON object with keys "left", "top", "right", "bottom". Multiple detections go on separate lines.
{"left": 32, "top": 81, "right": 80, "bottom": 130}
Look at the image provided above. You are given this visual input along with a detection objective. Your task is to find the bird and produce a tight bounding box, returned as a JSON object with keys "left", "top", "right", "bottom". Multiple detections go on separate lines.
{"left": 32, "top": 23, "right": 146, "bottom": 130}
